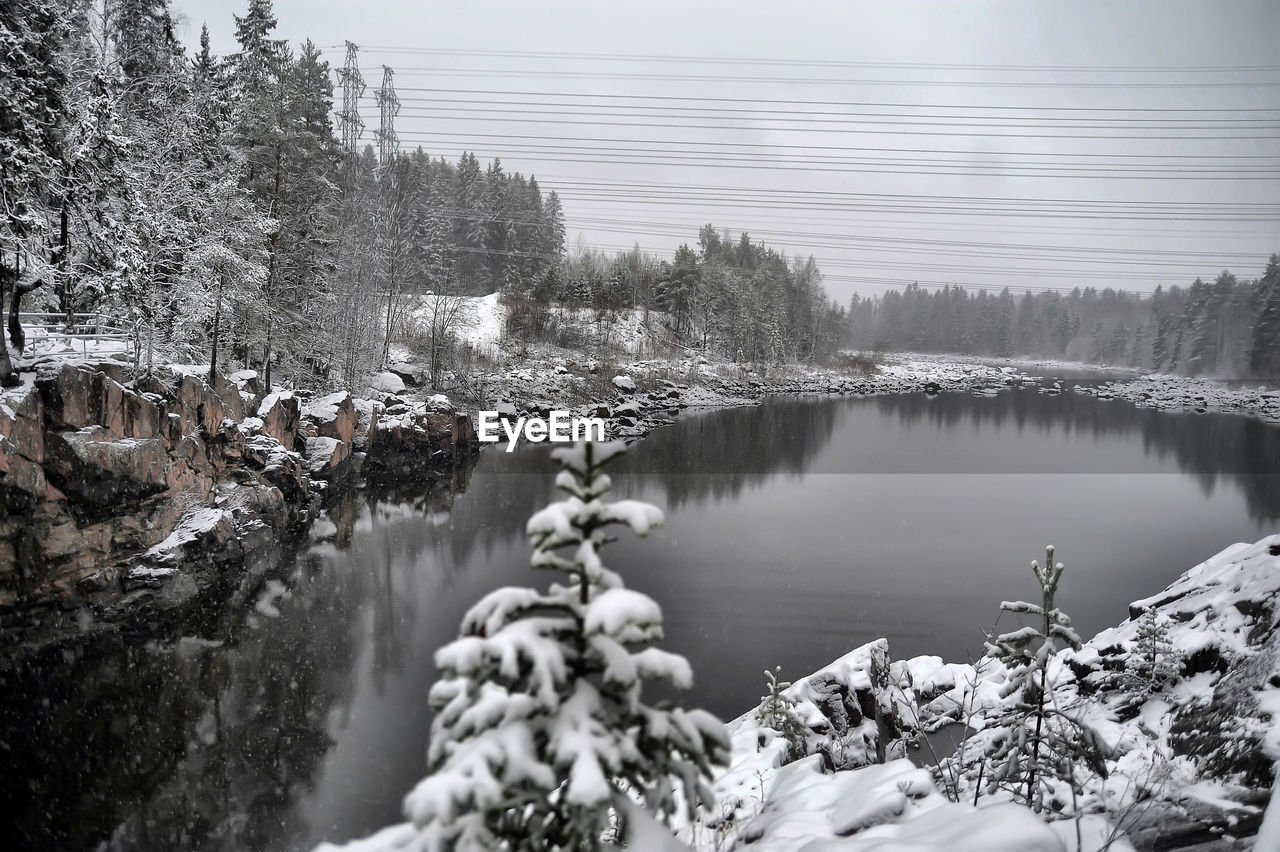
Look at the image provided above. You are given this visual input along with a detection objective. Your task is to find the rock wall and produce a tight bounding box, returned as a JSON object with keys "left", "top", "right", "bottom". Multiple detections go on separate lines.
{"left": 0, "top": 362, "right": 478, "bottom": 654}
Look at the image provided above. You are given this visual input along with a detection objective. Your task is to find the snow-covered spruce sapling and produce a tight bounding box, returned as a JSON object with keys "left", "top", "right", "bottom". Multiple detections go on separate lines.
{"left": 979, "top": 546, "right": 1111, "bottom": 814}
{"left": 406, "top": 441, "right": 730, "bottom": 850}
{"left": 756, "top": 666, "right": 809, "bottom": 762}
{"left": 1124, "top": 606, "right": 1179, "bottom": 695}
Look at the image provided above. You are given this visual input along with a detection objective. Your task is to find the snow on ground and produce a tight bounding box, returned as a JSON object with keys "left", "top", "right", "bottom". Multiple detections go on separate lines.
{"left": 399, "top": 292, "right": 674, "bottom": 363}
{"left": 720, "top": 756, "right": 1065, "bottom": 851}
{"left": 914, "top": 535, "right": 1280, "bottom": 849}
{"left": 683, "top": 535, "right": 1280, "bottom": 851}
{"left": 1072, "top": 373, "right": 1280, "bottom": 422}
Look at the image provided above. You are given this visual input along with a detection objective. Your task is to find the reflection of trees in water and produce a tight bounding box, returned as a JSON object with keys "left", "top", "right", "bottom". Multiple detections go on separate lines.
{"left": 611, "top": 399, "right": 842, "bottom": 511}
{"left": 372, "top": 402, "right": 843, "bottom": 568}
{"left": 0, "top": 548, "right": 365, "bottom": 850}
{"left": 873, "top": 389, "right": 1280, "bottom": 521}
{"left": 0, "top": 464, "right": 477, "bottom": 851}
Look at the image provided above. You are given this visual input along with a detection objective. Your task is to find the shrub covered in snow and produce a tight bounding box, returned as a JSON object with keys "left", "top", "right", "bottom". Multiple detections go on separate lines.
{"left": 974, "top": 546, "right": 1111, "bottom": 814}
{"left": 404, "top": 440, "right": 729, "bottom": 849}
{"left": 756, "top": 666, "right": 809, "bottom": 763}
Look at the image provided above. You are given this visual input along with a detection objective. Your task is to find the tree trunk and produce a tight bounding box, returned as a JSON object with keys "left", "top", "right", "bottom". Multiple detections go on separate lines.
{"left": 209, "top": 271, "right": 224, "bottom": 385}
{"left": 8, "top": 278, "right": 43, "bottom": 354}
{"left": 263, "top": 242, "right": 276, "bottom": 390}
{"left": 0, "top": 260, "right": 13, "bottom": 386}
{"left": 57, "top": 198, "right": 72, "bottom": 321}
{"left": 263, "top": 137, "right": 284, "bottom": 393}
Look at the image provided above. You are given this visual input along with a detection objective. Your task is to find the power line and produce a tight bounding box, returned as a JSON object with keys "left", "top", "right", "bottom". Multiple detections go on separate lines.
{"left": 388, "top": 137, "right": 1280, "bottom": 180}
{"left": 377, "top": 95, "right": 1280, "bottom": 128}
{"left": 358, "top": 65, "right": 1280, "bottom": 89}
{"left": 389, "top": 139, "right": 1280, "bottom": 182}
{"left": 324, "top": 45, "right": 1280, "bottom": 76}
{"left": 391, "top": 129, "right": 1280, "bottom": 161}
{"left": 385, "top": 113, "right": 1280, "bottom": 141}
{"left": 347, "top": 85, "right": 1280, "bottom": 114}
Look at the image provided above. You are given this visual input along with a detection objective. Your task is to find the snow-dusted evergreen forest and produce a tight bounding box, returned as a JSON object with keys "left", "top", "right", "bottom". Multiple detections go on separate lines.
{"left": 848, "top": 261, "right": 1280, "bottom": 377}
{"left": 1, "top": 0, "right": 846, "bottom": 393}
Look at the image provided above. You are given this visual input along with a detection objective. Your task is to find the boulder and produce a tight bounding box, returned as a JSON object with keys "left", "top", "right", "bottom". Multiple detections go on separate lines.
{"left": 368, "top": 371, "right": 406, "bottom": 395}
{"left": 173, "top": 374, "right": 227, "bottom": 437}
{"left": 257, "top": 391, "right": 301, "bottom": 448}
{"left": 387, "top": 362, "right": 422, "bottom": 387}
{"left": 228, "top": 369, "right": 261, "bottom": 400}
{"left": 243, "top": 435, "right": 309, "bottom": 504}
{"left": 303, "top": 392, "right": 356, "bottom": 447}
{"left": 352, "top": 398, "right": 383, "bottom": 452}
{"left": 305, "top": 436, "right": 349, "bottom": 478}
{"left": 43, "top": 427, "right": 170, "bottom": 509}
{"left": 612, "top": 375, "right": 637, "bottom": 393}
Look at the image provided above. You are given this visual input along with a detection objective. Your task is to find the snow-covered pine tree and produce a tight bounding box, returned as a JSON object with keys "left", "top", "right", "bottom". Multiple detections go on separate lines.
{"left": 979, "top": 546, "right": 1110, "bottom": 813}
{"left": 406, "top": 441, "right": 730, "bottom": 850}
{"left": 1125, "top": 606, "right": 1178, "bottom": 695}
{"left": 756, "top": 666, "right": 808, "bottom": 762}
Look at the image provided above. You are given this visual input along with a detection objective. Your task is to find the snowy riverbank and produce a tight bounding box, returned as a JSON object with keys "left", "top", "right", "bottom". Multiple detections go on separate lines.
{"left": 683, "top": 533, "right": 1280, "bottom": 851}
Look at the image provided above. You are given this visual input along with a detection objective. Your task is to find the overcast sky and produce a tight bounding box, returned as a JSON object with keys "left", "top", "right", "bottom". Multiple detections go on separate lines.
{"left": 173, "top": 0, "right": 1280, "bottom": 304}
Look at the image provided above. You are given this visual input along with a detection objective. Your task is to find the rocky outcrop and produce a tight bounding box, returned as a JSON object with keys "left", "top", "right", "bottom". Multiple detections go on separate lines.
{"left": 256, "top": 390, "right": 301, "bottom": 449}
{"left": 302, "top": 391, "right": 357, "bottom": 446}
{"left": 361, "top": 394, "right": 477, "bottom": 481}
{"left": 0, "top": 364, "right": 312, "bottom": 636}
{"left": 1, "top": 362, "right": 482, "bottom": 645}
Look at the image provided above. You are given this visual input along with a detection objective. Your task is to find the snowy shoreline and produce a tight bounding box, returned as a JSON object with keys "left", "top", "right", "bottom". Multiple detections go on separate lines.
{"left": 448, "top": 350, "right": 1279, "bottom": 455}
{"left": 677, "top": 533, "right": 1280, "bottom": 851}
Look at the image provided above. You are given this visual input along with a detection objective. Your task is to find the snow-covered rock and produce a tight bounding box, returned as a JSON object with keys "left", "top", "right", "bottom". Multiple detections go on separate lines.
{"left": 1073, "top": 373, "right": 1280, "bottom": 423}
{"left": 612, "top": 374, "right": 637, "bottom": 393}
{"left": 256, "top": 390, "right": 299, "bottom": 448}
{"left": 304, "top": 435, "right": 349, "bottom": 477}
{"left": 734, "top": 757, "right": 1064, "bottom": 851}
{"left": 910, "top": 535, "right": 1280, "bottom": 849}
{"left": 351, "top": 398, "right": 382, "bottom": 453}
{"left": 367, "top": 371, "right": 406, "bottom": 395}
{"left": 302, "top": 391, "right": 356, "bottom": 447}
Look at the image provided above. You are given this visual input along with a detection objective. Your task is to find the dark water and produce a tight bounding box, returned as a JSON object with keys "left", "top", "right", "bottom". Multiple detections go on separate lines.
{"left": 3, "top": 386, "right": 1279, "bottom": 850}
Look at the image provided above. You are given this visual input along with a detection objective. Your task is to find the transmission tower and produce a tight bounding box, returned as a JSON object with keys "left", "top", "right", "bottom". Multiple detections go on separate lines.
{"left": 375, "top": 64, "right": 400, "bottom": 170}
{"left": 336, "top": 41, "right": 365, "bottom": 161}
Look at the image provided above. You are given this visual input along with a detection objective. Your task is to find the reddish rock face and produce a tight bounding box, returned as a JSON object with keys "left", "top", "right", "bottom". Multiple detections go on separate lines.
{"left": 258, "top": 392, "right": 301, "bottom": 449}
{"left": 303, "top": 392, "right": 357, "bottom": 447}
{"left": 43, "top": 429, "right": 171, "bottom": 508}
{"left": 1, "top": 360, "right": 477, "bottom": 623}
{"left": 1, "top": 363, "right": 312, "bottom": 607}
{"left": 352, "top": 399, "right": 382, "bottom": 452}
{"left": 305, "top": 436, "right": 350, "bottom": 478}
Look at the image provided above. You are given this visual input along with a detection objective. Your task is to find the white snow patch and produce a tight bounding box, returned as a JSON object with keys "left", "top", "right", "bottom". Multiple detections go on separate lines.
{"left": 145, "top": 507, "right": 228, "bottom": 557}
{"left": 368, "top": 371, "right": 405, "bottom": 394}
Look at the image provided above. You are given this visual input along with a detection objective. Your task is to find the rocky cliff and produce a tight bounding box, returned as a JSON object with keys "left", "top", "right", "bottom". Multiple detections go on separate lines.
{"left": 0, "top": 362, "right": 477, "bottom": 656}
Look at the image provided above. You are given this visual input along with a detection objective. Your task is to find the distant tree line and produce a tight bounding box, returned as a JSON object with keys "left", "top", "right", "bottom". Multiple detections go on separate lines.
{"left": 507, "top": 224, "right": 848, "bottom": 364}
{"left": 0, "top": 0, "right": 565, "bottom": 390}
{"left": 849, "top": 254, "right": 1280, "bottom": 379}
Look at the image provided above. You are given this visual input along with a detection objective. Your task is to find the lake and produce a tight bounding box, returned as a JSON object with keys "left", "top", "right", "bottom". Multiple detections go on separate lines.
{"left": 4, "top": 384, "right": 1279, "bottom": 850}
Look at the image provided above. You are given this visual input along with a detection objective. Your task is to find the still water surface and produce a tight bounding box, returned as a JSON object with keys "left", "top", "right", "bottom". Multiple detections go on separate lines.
{"left": 4, "top": 385, "right": 1279, "bottom": 850}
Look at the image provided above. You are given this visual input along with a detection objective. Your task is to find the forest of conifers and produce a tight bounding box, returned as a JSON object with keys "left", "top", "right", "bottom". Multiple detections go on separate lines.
{"left": 849, "top": 259, "right": 1280, "bottom": 379}
{"left": 0, "top": 0, "right": 847, "bottom": 391}
{"left": 3, "top": 0, "right": 1276, "bottom": 390}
